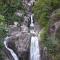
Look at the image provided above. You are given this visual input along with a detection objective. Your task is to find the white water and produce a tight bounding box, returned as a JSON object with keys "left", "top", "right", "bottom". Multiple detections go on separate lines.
{"left": 4, "top": 36, "right": 19, "bottom": 60}
{"left": 30, "top": 14, "right": 41, "bottom": 60}
{"left": 30, "top": 36, "right": 40, "bottom": 60}
{"left": 30, "top": 14, "right": 34, "bottom": 28}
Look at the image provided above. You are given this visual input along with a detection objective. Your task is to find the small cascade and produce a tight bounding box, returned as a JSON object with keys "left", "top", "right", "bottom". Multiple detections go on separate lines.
{"left": 30, "top": 14, "right": 34, "bottom": 28}
{"left": 4, "top": 36, "right": 19, "bottom": 60}
{"left": 30, "top": 14, "right": 34, "bottom": 33}
{"left": 31, "top": 14, "right": 34, "bottom": 23}
{"left": 30, "top": 14, "right": 41, "bottom": 60}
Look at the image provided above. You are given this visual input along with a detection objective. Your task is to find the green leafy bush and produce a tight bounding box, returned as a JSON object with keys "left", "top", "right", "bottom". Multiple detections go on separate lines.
{"left": 33, "top": 0, "right": 60, "bottom": 27}
{"left": 0, "top": 0, "right": 25, "bottom": 25}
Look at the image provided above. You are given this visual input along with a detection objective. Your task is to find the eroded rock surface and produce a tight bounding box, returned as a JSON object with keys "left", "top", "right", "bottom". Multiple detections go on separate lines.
{"left": 6, "top": 24, "right": 31, "bottom": 60}
{"left": 15, "top": 32, "right": 31, "bottom": 60}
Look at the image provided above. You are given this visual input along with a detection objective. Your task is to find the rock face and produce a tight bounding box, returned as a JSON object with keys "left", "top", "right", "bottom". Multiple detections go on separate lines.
{"left": 6, "top": 24, "right": 31, "bottom": 60}
{"left": 15, "top": 32, "right": 31, "bottom": 60}
{"left": 8, "top": 25, "right": 21, "bottom": 36}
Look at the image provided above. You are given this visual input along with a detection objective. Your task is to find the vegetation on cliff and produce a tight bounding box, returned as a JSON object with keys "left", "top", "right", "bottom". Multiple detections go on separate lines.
{"left": 33, "top": 0, "right": 60, "bottom": 60}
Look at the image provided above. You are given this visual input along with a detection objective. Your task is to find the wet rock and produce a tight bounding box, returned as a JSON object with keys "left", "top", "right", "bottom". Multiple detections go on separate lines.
{"left": 21, "top": 24, "right": 28, "bottom": 32}
{"left": 5, "top": 31, "right": 31, "bottom": 60}
{"left": 15, "top": 32, "right": 31, "bottom": 60}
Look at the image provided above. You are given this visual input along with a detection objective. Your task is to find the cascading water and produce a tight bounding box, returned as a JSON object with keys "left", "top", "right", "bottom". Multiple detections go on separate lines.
{"left": 30, "top": 14, "right": 34, "bottom": 26}
{"left": 30, "top": 36, "right": 40, "bottom": 60}
{"left": 30, "top": 14, "right": 41, "bottom": 60}
{"left": 30, "top": 14, "right": 34, "bottom": 33}
{"left": 4, "top": 36, "right": 19, "bottom": 60}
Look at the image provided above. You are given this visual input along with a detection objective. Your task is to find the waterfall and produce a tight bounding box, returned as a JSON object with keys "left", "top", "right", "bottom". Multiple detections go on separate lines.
{"left": 30, "top": 14, "right": 41, "bottom": 60}
{"left": 30, "top": 35, "right": 40, "bottom": 60}
{"left": 4, "top": 36, "right": 19, "bottom": 60}
{"left": 3, "top": 0, "right": 40, "bottom": 60}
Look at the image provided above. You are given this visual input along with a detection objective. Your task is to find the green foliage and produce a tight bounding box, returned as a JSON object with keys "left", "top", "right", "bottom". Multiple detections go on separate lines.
{"left": 0, "top": 28, "right": 7, "bottom": 37}
{"left": 0, "top": 0, "right": 25, "bottom": 59}
{"left": 0, "top": 0, "right": 25, "bottom": 25}
{"left": 33, "top": 0, "right": 50, "bottom": 27}
{"left": 40, "top": 27, "right": 60, "bottom": 60}
{"left": 0, "top": 15, "right": 7, "bottom": 37}
{"left": 33, "top": 0, "right": 60, "bottom": 27}
{"left": 0, "top": 9, "right": 7, "bottom": 60}
{"left": 0, "top": 15, "right": 5, "bottom": 22}
{"left": 13, "top": 14, "right": 24, "bottom": 23}
{"left": 33, "top": 0, "right": 60, "bottom": 60}
{"left": 0, "top": 51, "right": 4, "bottom": 60}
